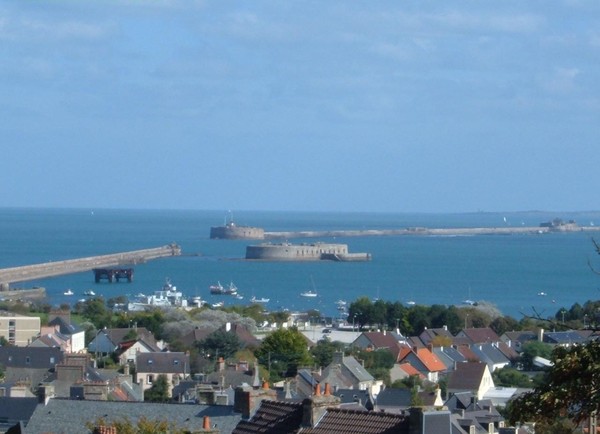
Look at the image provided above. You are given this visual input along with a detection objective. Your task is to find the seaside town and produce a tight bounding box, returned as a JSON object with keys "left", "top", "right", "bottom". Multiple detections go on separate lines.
{"left": 1, "top": 232, "right": 600, "bottom": 434}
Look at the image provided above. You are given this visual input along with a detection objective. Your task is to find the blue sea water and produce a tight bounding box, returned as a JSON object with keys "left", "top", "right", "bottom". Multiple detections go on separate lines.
{"left": 1, "top": 207, "right": 600, "bottom": 321}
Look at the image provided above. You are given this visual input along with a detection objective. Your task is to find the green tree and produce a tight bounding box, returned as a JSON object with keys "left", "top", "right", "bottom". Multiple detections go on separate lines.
{"left": 492, "top": 367, "right": 533, "bottom": 388}
{"left": 310, "top": 338, "right": 346, "bottom": 368}
{"left": 81, "top": 297, "right": 112, "bottom": 328}
{"left": 144, "top": 374, "right": 170, "bottom": 402}
{"left": 507, "top": 340, "right": 600, "bottom": 428}
{"left": 254, "top": 327, "right": 312, "bottom": 381}
{"left": 198, "top": 329, "right": 242, "bottom": 360}
{"left": 348, "top": 297, "right": 373, "bottom": 329}
{"left": 489, "top": 315, "right": 520, "bottom": 336}
{"left": 520, "top": 340, "right": 553, "bottom": 371}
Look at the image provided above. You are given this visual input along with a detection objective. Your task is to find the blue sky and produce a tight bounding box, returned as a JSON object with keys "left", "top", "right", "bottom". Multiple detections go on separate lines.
{"left": 1, "top": 1, "right": 599, "bottom": 213}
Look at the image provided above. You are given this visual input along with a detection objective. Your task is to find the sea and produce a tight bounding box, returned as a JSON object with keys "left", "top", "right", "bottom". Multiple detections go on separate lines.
{"left": 2, "top": 207, "right": 600, "bottom": 322}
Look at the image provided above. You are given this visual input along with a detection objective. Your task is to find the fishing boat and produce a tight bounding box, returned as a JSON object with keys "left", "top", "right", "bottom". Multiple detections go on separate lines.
{"left": 210, "top": 281, "right": 238, "bottom": 295}
{"left": 64, "top": 289, "right": 74, "bottom": 296}
{"left": 250, "top": 296, "right": 269, "bottom": 303}
{"left": 210, "top": 281, "right": 225, "bottom": 294}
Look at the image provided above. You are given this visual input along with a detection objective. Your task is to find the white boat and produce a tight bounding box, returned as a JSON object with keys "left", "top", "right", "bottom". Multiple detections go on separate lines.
{"left": 300, "top": 290, "right": 318, "bottom": 298}
{"left": 406, "top": 300, "right": 416, "bottom": 306}
{"left": 211, "top": 301, "right": 224, "bottom": 308}
{"left": 84, "top": 290, "right": 95, "bottom": 296}
{"left": 537, "top": 292, "right": 547, "bottom": 296}
{"left": 64, "top": 289, "right": 74, "bottom": 296}
{"left": 250, "top": 296, "right": 269, "bottom": 303}
{"left": 335, "top": 299, "right": 347, "bottom": 306}
{"left": 462, "top": 299, "right": 476, "bottom": 306}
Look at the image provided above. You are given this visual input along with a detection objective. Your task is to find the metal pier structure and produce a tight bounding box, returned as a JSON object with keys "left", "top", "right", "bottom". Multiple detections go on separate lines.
{"left": 0, "top": 243, "right": 181, "bottom": 291}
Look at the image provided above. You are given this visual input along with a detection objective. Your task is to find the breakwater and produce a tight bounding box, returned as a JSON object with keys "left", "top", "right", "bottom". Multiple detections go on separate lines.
{"left": 0, "top": 244, "right": 181, "bottom": 290}
{"left": 264, "top": 225, "right": 600, "bottom": 239}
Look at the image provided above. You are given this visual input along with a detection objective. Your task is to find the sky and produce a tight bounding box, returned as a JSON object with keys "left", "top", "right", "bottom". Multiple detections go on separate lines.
{"left": 1, "top": 1, "right": 599, "bottom": 214}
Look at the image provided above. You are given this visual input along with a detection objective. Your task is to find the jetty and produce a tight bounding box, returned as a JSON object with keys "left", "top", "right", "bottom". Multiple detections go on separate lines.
{"left": 0, "top": 244, "right": 181, "bottom": 291}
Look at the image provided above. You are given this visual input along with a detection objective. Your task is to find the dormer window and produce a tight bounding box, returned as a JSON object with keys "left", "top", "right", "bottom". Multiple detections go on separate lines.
{"left": 148, "top": 359, "right": 153, "bottom": 364}
{"left": 174, "top": 360, "right": 179, "bottom": 365}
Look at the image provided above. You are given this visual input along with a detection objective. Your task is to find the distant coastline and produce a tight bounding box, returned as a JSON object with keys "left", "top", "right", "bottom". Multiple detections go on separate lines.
{"left": 263, "top": 225, "right": 600, "bottom": 239}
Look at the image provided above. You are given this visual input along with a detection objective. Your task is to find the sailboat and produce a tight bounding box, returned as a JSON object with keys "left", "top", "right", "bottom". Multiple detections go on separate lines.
{"left": 462, "top": 287, "right": 475, "bottom": 305}
{"left": 301, "top": 275, "right": 318, "bottom": 297}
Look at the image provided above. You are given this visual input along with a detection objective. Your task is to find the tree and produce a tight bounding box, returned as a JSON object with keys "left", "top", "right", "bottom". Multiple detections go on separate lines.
{"left": 310, "top": 338, "right": 346, "bottom": 368}
{"left": 254, "top": 327, "right": 312, "bottom": 381}
{"left": 507, "top": 339, "right": 600, "bottom": 428}
{"left": 492, "top": 367, "right": 533, "bottom": 388}
{"left": 519, "top": 340, "right": 552, "bottom": 371}
{"left": 144, "top": 374, "right": 170, "bottom": 402}
{"left": 198, "top": 329, "right": 241, "bottom": 360}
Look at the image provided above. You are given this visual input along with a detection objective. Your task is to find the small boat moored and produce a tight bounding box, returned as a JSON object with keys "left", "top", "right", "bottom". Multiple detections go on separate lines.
{"left": 64, "top": 289, "right": 74, "bottom": 296}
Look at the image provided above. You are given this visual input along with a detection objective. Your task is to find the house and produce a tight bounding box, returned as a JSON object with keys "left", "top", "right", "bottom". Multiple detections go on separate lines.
{"left": 116, "top": 338, "right": 162, "bottom": 366}
{"left": 432, "top": 346, "right": 467, "bottom": 373}
{"left": 0, "top": 347, "right": 64, "bottom": 392}
{"left": 135, "top": 351, "right": 190, "bottom": 397}
{"left": 447, "top": 362, "right": 494, "bottom": 400}
{"left": 419, "top": 326, "right": 454, "bottom": 347}
{"left": 0, "top": 311, "right": 40, "bottom": 347}
{"left": 445, "top": 392, "right": 507, "bottom": 433}
{"left": 543, "top": 330, "right": 588, "bottom": 347}
{"left": 320, "top": 352, "right": 382, "bottom": 394}
{"left": 397, "top": 346, "right": 446, "bottom": 382}
{"left": 351, "top": 331, "right": 403, "bottom": 361}
{"left": 47, "top": 311, "right": 86, "bottom": 352}
{"left": 500, "top": 330, "right": 539, "bottom": 353}
{"left": 232, "top": 383, "right": 457, "bottom": 434}
{"left": 389, "top": 362, "right": 426, "bottom": 384}
{"left": 28, "top": 328, "right": 71, "bottom": 352}
{"left": 455, "top": 328, "right": 501, "bottom": 345}
{"left": 469, "top": 343, "right": 511, "bottom": 372}
{"left": 88, "top": 327, "right": 161, "bottom": 362}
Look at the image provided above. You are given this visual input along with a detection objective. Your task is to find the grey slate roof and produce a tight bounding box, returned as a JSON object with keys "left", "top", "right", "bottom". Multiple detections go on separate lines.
{"left": 0, "top": 347, "right": 63, "bottom": 369}
{"left": 24, "top": 398, "right": 242, "bottom": 434}
{"left": 48, "top": 316, "right": 83, "bottom": 335}
{"left": 0, "top": 397, "right": 39, "bottom": 432}
{"left": 136, "top": 352, "right": 189, "bottom": 374}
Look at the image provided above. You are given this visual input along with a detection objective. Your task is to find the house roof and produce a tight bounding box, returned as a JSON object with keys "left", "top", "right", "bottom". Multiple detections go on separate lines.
{"left": 0, "top": 397, "right": 39, "bottom": 431}
{"left": 0, "top": 347, "right": 63, "bottom": 369}
{"left": 397, "top": 362, "right": 425, "bottom": 379}
{"left": 48, "top": 316, "right": 83, "bottom": 335}
{"left": 458, "top": 328, "right": 500, "bottom": 344}
{"left": 447, "top": 363, "right": 488, "bottom": 392}
{"left": 375, "top": 388, "right": 412, "bottom": 408}
{"left": 299, "top": 408, "right": 410, "bottom": 434}
{"left": 501, "top": 330, "right": 538, "bottom": 344}
{"left": 419, "top": 327, "right": 453, "bottom": 346}
{"left": 181, "top": 327, "right": 214, "bottom": 347}
{"left": 543, "top": 331, "right": 587, "bottom": 345}
{"left": 470, "top": 344, "right": 510, "bottom": 366}
{"left": 221, "top": 323, "right": 261, "bottom": 348}
{"left": 356, "top": 332, "right": 401, "bottom": 352}
{"left": 232, "top": 400, "right": 304, "bottom": 434}
{"left": 24, "top": 398, "right": 242, "bottom": 434}
{"left": 414, "top": 348, "right": 446, "bottom": 372}
{"left": 455, "top": 345, "right": 481, "bottom": 363}
{"left": 104, "top": 327, "right": 156, "bottom": 347}
{"left": 135, "top": 352, "right": 189, "bottom": 374}
{"left": 338, "top": 355, "right": 374, "bottom": 383}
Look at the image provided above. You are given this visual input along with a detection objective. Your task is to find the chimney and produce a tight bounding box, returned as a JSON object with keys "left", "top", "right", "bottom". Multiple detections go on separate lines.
{"left": 302, "top": 383, "right": 341, "bottom": 428}
{"left": 37, "top": 384, "right": 55, "bottom": 405}
{"left": 332, "top": 351, "right": 344, "bottom": 365}
{"left": 538, "top": 328, "right": 544, "bottom": 342}
{"left": 123, "top": 363, "right": 130, "bottom": 376}
{"left": 217, "top": 357, "right": 225, "bottom": 372}
{"left": 199, "top": 415, "right": 220, "bottom": 434}
{"left": 234, "top": 383, "right": 277, "bottom": 419}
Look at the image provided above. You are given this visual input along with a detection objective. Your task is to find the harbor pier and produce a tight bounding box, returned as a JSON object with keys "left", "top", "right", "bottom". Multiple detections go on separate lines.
{"left": 0, "top": 244, "right": 181, "bottom": 291}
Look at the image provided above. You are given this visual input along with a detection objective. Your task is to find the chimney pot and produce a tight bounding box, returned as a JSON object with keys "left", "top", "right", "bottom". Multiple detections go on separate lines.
{"left": 203, "top": 415, "right": 211, "bottom": 429}
{"left": 262, "top": 381, "right": 269, "bottom": 390}
{"left": 314, "top": 384, "right": 321, "bottom": 396}
{"left": 324, "top": 383, "right": 331, "bottom": 396}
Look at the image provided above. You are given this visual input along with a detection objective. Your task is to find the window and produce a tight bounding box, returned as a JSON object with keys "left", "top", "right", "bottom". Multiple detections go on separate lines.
{"left": 25, "top": 356, "right": 31, "bottom": 365}
{"left": 147, "top": 375, "right": 154, "bottom": 384}
{"left": 173, "top": 359, "right": 179, "bottom": 365}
